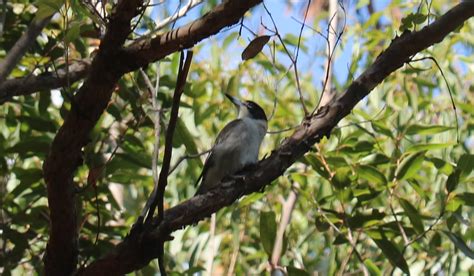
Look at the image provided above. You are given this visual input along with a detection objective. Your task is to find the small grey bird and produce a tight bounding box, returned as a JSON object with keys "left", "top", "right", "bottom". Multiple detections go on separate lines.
{"left": 195, "top": 94, "right": 267, "bottom": 195}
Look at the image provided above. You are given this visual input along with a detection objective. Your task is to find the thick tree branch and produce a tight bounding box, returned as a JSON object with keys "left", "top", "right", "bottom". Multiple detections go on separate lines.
{"left": 0, "top": 0, "right": 262, "bottom": 103}
{"left": 42, "top": 1, "right": 144, "bottom": 275}
{"left": 0, "top": 15, "right": 52, "bottom": 83}
{"left": 80, "top": 2, "right": 474, "bottom": 274}
{"left": 117, "top": 0, "right": 262, "bottom": 72}
{"left": 0, "top": 61, "right": 90, "bottom": 104}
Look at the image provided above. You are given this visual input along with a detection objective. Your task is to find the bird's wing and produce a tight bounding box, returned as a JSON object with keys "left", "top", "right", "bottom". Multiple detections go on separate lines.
{"left": 195, "top": 119, "right": 243, "bottom": 188}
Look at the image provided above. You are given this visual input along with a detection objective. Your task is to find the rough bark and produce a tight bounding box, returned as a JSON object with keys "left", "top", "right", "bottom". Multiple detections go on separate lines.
{"left": 42, "top": 1, "right": 144, "bottom": 275}
{"left": 80, "top": 2, "right": 474, "bottom": 275}
{"left": 0, "top": 61, "right": 90, "bottom": 104}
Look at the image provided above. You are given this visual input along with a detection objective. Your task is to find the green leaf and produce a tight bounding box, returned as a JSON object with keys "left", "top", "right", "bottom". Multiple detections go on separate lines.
{"left": 399, "top": 198, "right": 424, "bottom": 234}
{"left": 6, "top": 136, "right": 51, "bottom": 156}
{"left": 18, "top": 115, "right": 57, "bottom": 132}
{"left": 239, "top": 193, "right": 264, "bottom": 207}
{"left": 427, "top": 157, "right": 453, "bottom": 175}
{"left": 372, "top": 235, "right": 410, "bottom": 274}
{"left": 457, "top": 154, "right": 474, "bottom": 175}
{"left": 443, "top": 231, "right": 474, "bottom": 259}
{"left": 260, "top": 211, "right": 277, "bottom": 257}
{"left": 114, "top": 152, "right": 151, "bottom": 170}
{"left": 35, "top": 0, "right": 63, "bottom": 20}
{"left": 332, "top": 167, "right": 352, "bottom": 189}
{"left": 371, "top": 121, "right": 394, "bottom": 138}
{"left": 405, "top": 124, "right": 453, "bottom": 135}
{"left": 406, "top": 143, "right": 453, "bottom": 153}
{"left": 395, "top": 151, "right": 425, "bottom": 180}
{"left": 358, "top": 165, "right": 387, "bottom": 185}
{"left": 446, "top": 169, "right": 461, "bottom": 193}
{"left": 315, "top": 214, "right": 330, "bottom": 232}
{"left": 358, "top": 153, "right": 390, "bottom": 166}
{"left": 64, "top": 21, "right": 81, "bottom": 43}
{"left": 457, "top": 193, "right": 474, "bottom": 206}
{"left": 446, "top": 195, "right": 463, "bottom": 212}
{"left": 364, "top": 259, "right": 382, "bottom": 276}
{"left": 304, "top": 155, "right": 330, "bottom": 179}
{"left": 287, "top": 266, "right": 310, "bottom": 276}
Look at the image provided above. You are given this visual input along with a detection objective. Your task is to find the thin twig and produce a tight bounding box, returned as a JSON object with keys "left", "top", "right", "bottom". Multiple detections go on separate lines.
{"left": 168, "top": 149, "right": 211, "bottom": 175}
{"left": 316, "top": 1, "right": 346, "bottom": 111}
{"left": 138, "top": 65, "right": 163, "bottom": 219}
{"left": 146, "top": 51, "right": 194, "bottom": 223}
{"left": 409, "top": 56, "right": 459, "bottom": 143}
{"left": 317, "top": 0, "right": 339, "bottom": 109}
{"left": 137, "top": 0, "right": 203, "bottom": 42}
{"left": 266, "top": 125, "right": 299, "bottom": 134}
{"left": 206, "top": 213, "right": 217, "bottom": 275}
{"left": 227, "top": 213, "right": 247, "bottom": 276}
{"left": 270, "top": 183, "right": 299, "bottom": 271}
{"left": 262, "top": 2, "right": 309, "bottom": 115}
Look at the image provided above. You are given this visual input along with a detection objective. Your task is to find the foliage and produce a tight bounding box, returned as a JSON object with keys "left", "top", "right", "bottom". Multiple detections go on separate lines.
{"left": 1, "top": 0, "right": 473, "bottom": 275}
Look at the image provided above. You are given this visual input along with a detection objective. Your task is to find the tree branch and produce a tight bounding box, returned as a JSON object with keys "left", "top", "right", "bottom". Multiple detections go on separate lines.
{"left": 0, "top": 15, "right": 53, "bottom": 83}
{"left": 271, "top": 183, "right": 299, "bottom": 271}
{"left": 0, "top": 60, "right": 90, "bottom": 104}
{"left": 79, "top": 2, "right": 474, "bottom": 274}
{"left": 0, "top": 0, "right": 262, "bottom": 104}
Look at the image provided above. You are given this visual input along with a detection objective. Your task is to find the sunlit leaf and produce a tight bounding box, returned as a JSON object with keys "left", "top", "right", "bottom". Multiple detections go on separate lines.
{"left": 405, "top": 124, "right": 453, "bottom": 135}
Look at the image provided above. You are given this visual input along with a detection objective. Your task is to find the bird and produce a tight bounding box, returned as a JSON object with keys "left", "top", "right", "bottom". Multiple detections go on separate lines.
{"left": 194, "top": 94, "right": 268, "bottom": 195}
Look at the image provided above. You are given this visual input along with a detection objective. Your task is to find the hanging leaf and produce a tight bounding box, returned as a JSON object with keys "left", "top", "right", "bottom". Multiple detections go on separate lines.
{"left": 241, "top": 35, "right": 271, "bottom": 61}
{"left": 260, "top": 211, "right": 277, "bottom": 257}
{"left": 446, "top": 169, "right": 461, "bottom": 193}
{"left": 399, "top": 198, "right": 424, "bottom": 234}
{"left": 457, "top": 154, "right": 474, "bottom": 175}
{"left": 372, "top": 235, "right": 410, "bottom": 274}
{"left": 443, "top": 231, "right": 474, "bottom": 259}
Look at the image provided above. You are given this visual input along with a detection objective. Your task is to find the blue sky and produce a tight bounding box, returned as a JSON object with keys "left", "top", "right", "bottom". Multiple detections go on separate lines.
{"left": 147, "top": 0, "right": 394, "bottom": 91}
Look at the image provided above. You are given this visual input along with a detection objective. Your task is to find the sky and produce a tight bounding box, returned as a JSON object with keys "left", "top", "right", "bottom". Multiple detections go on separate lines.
{"left": 147, "top": 0, "right": 392, "bottom": 91}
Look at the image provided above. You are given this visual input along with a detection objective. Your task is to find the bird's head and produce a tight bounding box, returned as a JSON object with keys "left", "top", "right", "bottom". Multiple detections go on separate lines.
{"left": 225, "top": 94, "right": 267, "bottom": 121}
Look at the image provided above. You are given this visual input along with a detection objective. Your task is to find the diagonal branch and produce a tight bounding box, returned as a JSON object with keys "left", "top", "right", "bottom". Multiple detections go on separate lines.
{"left": 80, "top": 2, "right": 474, "bottom": 274}
{"left": 0, "top": 0, "right": 263, "bottom": 104}
{"left": 0, "top": 15, "right": 53, "bottom": 83}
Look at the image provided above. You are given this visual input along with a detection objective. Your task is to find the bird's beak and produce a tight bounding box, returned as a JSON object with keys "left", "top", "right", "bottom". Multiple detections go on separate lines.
{"left": 225, "top": 93, "right": 243, "bottom": 107}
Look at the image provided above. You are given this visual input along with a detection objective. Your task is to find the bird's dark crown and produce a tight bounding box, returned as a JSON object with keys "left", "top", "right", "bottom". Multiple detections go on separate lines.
{"left": 244, "top": 101, "right": 267, "bottom": 121}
